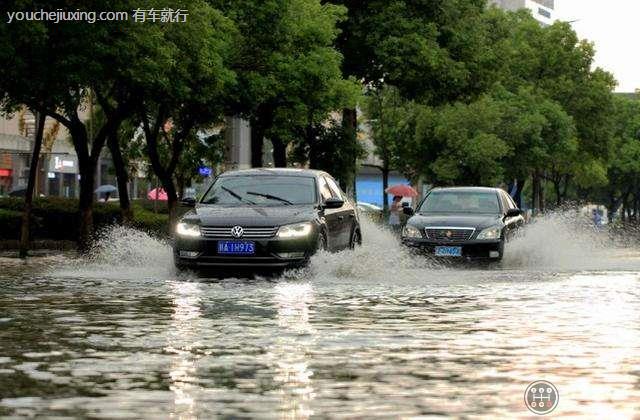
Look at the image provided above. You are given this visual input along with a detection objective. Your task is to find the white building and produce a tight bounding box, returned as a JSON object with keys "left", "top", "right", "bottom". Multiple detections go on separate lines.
{"left": 490, "top": 0, "right": 556, "bottom": 25}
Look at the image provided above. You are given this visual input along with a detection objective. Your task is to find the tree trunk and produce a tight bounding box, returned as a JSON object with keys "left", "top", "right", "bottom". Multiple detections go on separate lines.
{"left": 553, "top": 178, "right": 562, "bottom": 207}
{"left": 341, "top": 108, "right": 358, "bottom": 195}
{"left": 272, "top": 136, "right": 287, "bottom": 167}
{"left": 78, "top": 160, "right": 96, "bottom": 251}
{"left": 532, "top": 172, "right": 540, "bottom": 216}
{"left": 539, "top": 173, "right": 546, "bottom": 213}
{"left": 561, "top": 174, "right": 570, "bottom": 203}
{"left": 159, "top": 176, "right": 179, "bottom": 226}
{"left": 19, "top": 111, "right": 46, "bottom": 258}
{"left": 250, "top": 105, "right": 275, "bottom": 168}
{"left": 382, "top": 163, "right": 389, "bottom": 213}
{"left": 250, "top": 117, "right": 264, "bottom": 168}
{"left": 514, "top": 178, "right": 526, "bottom": 209}
{"left": 107, "top": 131, "right": 133, "bottom": 224}
{"left": 307, "top": 122, "right": 319, "bottom": 169}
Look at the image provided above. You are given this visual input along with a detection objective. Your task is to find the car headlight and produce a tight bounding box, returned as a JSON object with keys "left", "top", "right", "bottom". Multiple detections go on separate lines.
{"left": 402, "top": 224, "right": 422, "bottom": 239}
{"left": 476, "top": 226, "right": 501, "bottom": 240}
{"left": 277, "top": 222, "right": 313, "bottom": 239}
{"left": 176, "top": 221, "right": 201, "bottom": 237}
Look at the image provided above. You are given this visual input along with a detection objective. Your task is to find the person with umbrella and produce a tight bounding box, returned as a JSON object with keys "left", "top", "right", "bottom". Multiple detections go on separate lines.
{"left": 385, "top": 184, "right": 418, "bottom": 234}
{"left": 388, "top": 195, "right": 403, "bottom": 233}
{"left": 95, "top": 185, "right": 117, "bottom": 202}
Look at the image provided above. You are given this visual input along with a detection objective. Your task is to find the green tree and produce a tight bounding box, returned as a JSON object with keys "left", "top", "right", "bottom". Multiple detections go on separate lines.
{"left": 364, "top": 86, "right": 416, "bottom": 211}
{"left": 596, "top": 96, "right": 640, "bottom": 221}
{"left": 214, "top": 0, "right": 352, "bottom": 169}
{"left": 0, "top": 0, "right": 151, "bottom": 249}
{"left": 135, "top": 1, "right": 236, "bottom": 224}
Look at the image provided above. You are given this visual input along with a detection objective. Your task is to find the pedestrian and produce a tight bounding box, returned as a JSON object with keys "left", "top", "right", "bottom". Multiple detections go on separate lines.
{"left": 104, "top": 191, "right": 111, "bottom": 203}
{"left": 592, "top": 209, "right": 602, "bottom": 228}
{"left": 389, "top": 195, "right": 403, "bottom": 234}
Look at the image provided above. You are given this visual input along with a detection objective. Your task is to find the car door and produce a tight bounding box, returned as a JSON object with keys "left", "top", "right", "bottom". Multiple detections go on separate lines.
{"left": 318, "top": 176, "right": 342, "bottom": 251}
{"left": 324, "top": 176, "right": 354, "bottom": 249}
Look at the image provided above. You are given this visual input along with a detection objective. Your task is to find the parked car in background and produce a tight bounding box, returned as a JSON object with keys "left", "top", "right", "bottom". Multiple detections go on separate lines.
{"left": 173, "top": 168, "right": 361, "bottom": 271}
{"left": 356, "top": 201, "right": 383, "bottom": 223}
{"left": 401, "top": 187, "right": 524, "bottom": 261}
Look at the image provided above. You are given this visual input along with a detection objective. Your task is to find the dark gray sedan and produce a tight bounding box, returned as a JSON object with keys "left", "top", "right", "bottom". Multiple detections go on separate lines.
{"left": 401, "top": 187, "right": 524, "bottom": 261}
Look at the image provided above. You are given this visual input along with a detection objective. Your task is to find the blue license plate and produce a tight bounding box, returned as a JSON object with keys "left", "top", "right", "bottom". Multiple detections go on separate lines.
{"left": 217, "top": 241, "right": 255, "bottom": 255}
{"left": 435, "top": 246, "right": 462, "bottom": 257}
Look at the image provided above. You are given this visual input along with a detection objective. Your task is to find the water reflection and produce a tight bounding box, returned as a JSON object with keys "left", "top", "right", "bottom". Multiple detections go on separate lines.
{"left": 2, "top": 217, "right": 640, "bottom": 417}
{"left": 270, "top": 282, "right": 316, "bottom": 419}
{"left": 166, "top": 281, "right": 203, "bottom": 420}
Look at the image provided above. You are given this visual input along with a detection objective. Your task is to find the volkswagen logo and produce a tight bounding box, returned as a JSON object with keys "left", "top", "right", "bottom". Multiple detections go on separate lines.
{"left": 230, "top": 226, "right": 244, "bottom": 238}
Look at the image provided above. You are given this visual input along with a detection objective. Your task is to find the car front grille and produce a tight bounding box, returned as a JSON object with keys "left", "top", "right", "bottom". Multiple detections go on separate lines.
{"left": 425, "top": 227, "right": 475, "bottom": 241}
{"left": 201, "top": 226, "right": 278, "bottom": 239}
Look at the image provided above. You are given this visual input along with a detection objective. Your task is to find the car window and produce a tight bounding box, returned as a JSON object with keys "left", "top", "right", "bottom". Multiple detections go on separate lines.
{"left": 498, "top": 192, "right": 509, "bottom": 212}
{"left": 318, "top": 177, "right": 333, "bottom": 201}
{"left": 201, "top": 175, "right": 317, "bottom": 205}
{"left": 325, "top": 176, "right": 344, "bottom": 200}
{"left": 506, "top": 193, "right": 518, "bottom": 209}
{"left": 419, "top": 191, "right": 501, "bottom": 214}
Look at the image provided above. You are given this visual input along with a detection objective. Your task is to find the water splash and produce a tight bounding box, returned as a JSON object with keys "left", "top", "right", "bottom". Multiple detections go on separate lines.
{"left": 46, "top": 209, "right": 640, "bottom": 283}
{"left": 51, "top": 225, "right": 176, "bottom": 280}
{"left": 502, "top": 210, "right": 640, "bottom": 271}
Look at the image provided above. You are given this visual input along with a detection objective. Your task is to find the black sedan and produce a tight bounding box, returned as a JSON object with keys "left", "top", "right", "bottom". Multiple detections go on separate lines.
{"left": 173, "top": 168, "right": 361, "bottom": 270}
{"left": 401, "top": 187, "right": 524, "bottom": 261}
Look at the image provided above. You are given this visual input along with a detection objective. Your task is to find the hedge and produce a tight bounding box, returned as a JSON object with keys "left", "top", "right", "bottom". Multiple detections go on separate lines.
{"left": 0, "top": 198, "right": 170, "bottom": 241}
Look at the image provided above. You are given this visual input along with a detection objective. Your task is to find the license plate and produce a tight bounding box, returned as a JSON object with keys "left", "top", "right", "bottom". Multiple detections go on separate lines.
{"left": 435, "top": 246, "right": 462, "bottom": 257}
{"left": 217, "top": 240, "right": 255, "bottom": 255}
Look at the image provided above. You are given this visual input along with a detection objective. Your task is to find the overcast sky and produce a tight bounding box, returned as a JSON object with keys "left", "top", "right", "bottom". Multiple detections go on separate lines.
{"left": 556, "top": 0, "right": 640, "bottom": 92}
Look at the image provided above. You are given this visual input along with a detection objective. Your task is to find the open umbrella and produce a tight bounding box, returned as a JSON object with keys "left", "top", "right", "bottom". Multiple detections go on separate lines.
{"left": 147, "top": 187, "right": 168, "bottom": 201}
{"left": 385, "top": 184, "right": 418, "bottom": 197}
{"left": 95, "top": 185, "right": 117, "bottom": 194}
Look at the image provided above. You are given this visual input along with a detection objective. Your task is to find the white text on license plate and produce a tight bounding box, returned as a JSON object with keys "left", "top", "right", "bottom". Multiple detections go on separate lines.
{"left": 435, "top": 246, "right": 462, "bottom": 257}
{"left": 217, "top": 241, "right": 256, "bottom": 255}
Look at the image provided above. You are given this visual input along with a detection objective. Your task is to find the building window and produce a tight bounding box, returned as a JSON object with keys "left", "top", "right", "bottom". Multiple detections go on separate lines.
{"left": 538, "top": 7, "right": 551, "bottom": 18}
{"left": 533, "top": 0, "right": 554, "bottom": 9}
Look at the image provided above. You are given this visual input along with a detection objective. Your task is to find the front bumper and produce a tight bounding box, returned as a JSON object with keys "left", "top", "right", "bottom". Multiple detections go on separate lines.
{"left": 173, "top": 232, "right": 319, "bottom": 269}
{"left": 401, "top": 238, "right": 503, "bottom": 259}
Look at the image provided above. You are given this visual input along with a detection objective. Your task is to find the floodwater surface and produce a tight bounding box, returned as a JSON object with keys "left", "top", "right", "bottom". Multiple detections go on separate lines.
{"left": 1, "top": 214, "right": 640, "bottom": 418}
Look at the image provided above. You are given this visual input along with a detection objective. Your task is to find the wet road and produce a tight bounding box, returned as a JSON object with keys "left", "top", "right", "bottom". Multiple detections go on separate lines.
{"left": 1, "top": 216, "right": 640, "bottom": 418}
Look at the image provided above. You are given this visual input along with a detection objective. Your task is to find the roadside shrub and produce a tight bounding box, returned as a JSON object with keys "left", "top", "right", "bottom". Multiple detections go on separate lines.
{"left": 0, "top": 209, "right": 23, "bottom": 239}
{"left": 132, "top": 210, "right": 170, "bottom": 237}
{"left": 0, "top": 198, "right": 169, "bottom": 242}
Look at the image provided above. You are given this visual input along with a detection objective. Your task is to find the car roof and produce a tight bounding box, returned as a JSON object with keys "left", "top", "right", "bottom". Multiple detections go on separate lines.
{"left": 429, "top": 186, "right": 504, "bottom": 194}
{"left": 219, "top": 168, "right": 327, "bottom": 178}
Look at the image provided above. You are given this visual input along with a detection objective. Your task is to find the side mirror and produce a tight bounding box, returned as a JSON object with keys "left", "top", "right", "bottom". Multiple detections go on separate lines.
{"left": 403, "top": 207, "right": 414, "bottom": 216}
{"left": 505, "top": 208, "right": 522, "bottom": 217}
{"left": 323, "top": 197, "right": 344, "bottom": 209}
{"left": 181, "top": 197, "right": 196, "bottom": 207}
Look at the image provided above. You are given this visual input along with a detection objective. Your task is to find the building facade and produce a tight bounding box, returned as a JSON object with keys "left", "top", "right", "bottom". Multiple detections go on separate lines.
{"left": 490, "top": 0, "right": 556, "bottom": 25}
{"left": 0, "top": 108, "right": 119, "bottom": 199}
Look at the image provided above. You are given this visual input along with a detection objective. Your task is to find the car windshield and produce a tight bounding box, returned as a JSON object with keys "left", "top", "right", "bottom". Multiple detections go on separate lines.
{"left": 419, "top": 191, "right": 500, "bottom": 214}
{"left": 201, "top": 175, "right": 317, "bottom": 206}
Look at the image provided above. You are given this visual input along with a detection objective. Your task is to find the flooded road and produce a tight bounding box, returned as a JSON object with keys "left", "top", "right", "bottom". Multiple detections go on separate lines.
{"left": 1, "top": 216, "right": 640, "bottom": 418}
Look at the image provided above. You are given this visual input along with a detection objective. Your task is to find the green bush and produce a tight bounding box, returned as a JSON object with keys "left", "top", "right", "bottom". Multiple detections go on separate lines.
{"left": 0, "top": 198, "right": 169, "bottom": 241}
{"left": 136, "top": 199, "right": 170, "bottom": 214}
{"left": 132, "top": 210, "right": 170, "bottom": 237}
{"left": 0, "top": 209, "right": 23, "bottom": 240}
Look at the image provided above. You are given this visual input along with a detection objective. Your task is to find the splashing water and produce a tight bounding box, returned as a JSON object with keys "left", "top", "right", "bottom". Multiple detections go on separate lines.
{"left": 48, "top": 208, "right": 640, "bottom": 282}
{"left": 502, "top": 210, "right": 640, "bottom": 272}
{"left": 51, "top": 225, "right": 176, "bottom": 280}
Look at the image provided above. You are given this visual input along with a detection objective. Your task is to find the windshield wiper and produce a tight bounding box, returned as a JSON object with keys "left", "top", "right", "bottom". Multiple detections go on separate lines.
{"left": 221, "top": 186, "right": 255, "bottom": 205}
{"left": 246, "top": 191, "right": 293, "bottom": 205}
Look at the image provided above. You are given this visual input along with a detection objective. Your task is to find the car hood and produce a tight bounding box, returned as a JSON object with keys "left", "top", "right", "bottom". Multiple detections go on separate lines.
{"left": 182, "top": 204, "right": 317, "bottom": 227}
{"left": 408, "top": 213, "right": 502, "bottom": 229}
